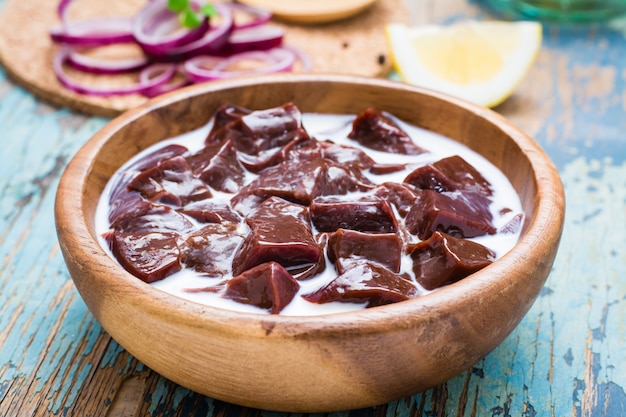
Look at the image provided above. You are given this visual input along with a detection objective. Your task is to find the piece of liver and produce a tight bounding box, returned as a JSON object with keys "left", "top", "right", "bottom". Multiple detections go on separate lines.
{"left": 404, "top": 155, "right": 492, "bottom": 195}
{"left": 230, "top": 157, "right": 374, "bottom": 213}
{"left": 104, "top": 230, "right": 182, "bottom": 283}
{"left": 320, "top": 141, "right": 376, "bottom": 169}
{"left": 410, "top": 231, "right": 495, "bottom": 290}
{"left": 127, "top": 156, "right": 212, "bottom": 206}
{"left": 326, "top": 229, "right": 403, "bottom": 274}
{"left": 205, "top": 103, "right": 252, "bottom": 142}
{"left": 207, "top": 102, "right": 311, "bottom": 155}
{"left": 310, "top": 196, "right": 398, "bottom": 233}
{"left": 193, "top": 140, "right": 246, "bottom": 193}
{"left": 231, "top": 197, "right": 322, "bottom": 277}
{"left": 237, "top": 136, "right": 321, "bottom": 173}
{"left": 177, "top": 200, "right": 241, "bottom": 224}
{"left": 373, "top": 182, "right": 419, "bottom": 218}
{"left": 181, "top": 224, "right": 244, "bottom": 276}
{"left": 108, "top": 144, "right": 189, "bottom": 205}
{"left": 348, "top": 107, "right": 427, "bottom": 155}
{"left": 405, "top": 189, "right": 496, "bottom": 239}
{"left": 109, "top": 201, "right": 195, "bottom": 235}
{"left": 224, "top": 262, "right": 300, "bottom": 314}
{"left": 302, "top": 262, "right": 419, "bottom": 307}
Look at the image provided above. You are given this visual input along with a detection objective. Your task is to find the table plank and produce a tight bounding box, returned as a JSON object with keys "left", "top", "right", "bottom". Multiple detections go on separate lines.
{"left": 1, "top": 0, "right": 625, "bottom": 416}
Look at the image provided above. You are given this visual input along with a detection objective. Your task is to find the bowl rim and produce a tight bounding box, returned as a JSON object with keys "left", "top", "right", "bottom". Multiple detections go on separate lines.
{"left": 56, "top": 73, "right": 565, "bottom": 338}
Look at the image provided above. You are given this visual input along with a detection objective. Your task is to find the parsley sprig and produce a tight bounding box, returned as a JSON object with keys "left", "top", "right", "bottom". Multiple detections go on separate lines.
{"left": 167, "top": 0, "right": 217, "bottom": 29}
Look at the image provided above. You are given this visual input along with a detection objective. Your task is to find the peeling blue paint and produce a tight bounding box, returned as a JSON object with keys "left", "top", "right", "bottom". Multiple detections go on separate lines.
{"left": 581, "top": 208, "right": 603, "bottom": 223}
{"left": 563, "top": 348, "right": 574, "bottom": 366}
{"left": 594, "top": 382, "right": 626, "bottom": 416}
{"left": 148, "top": 377, "right": 172, "bottom": 415}
{"left": 101, "top": 339, "right": 125, "bottom": 369}
{"left": 0, "top": 380, "right": 9, "bottom": 402}
{"left": 53, "top": 362, "right": 93, "bottom": 415}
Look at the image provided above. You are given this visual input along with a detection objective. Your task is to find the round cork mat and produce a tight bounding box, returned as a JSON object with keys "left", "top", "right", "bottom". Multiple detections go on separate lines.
{"left": 0, "top": 0, "right": 408, "bottom": 117}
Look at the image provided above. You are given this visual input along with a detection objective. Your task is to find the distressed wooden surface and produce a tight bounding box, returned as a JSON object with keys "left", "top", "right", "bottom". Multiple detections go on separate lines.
{"left": 1, "top": 0, "right": 625, "bottom": 416}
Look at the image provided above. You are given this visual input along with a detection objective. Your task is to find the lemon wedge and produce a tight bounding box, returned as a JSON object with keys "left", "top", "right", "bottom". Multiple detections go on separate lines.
{"left": 385, "top": 21, "right": 542, "bottom": 107}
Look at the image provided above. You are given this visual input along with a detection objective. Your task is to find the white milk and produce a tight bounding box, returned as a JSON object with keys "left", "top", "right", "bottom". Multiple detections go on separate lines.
{"left": 95, "top": 112, "right": 523, "bottom": 316}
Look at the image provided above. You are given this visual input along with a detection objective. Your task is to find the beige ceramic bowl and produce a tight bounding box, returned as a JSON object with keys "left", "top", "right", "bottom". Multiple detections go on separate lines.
{"left": 55, "top": 74, "right": 565, "bottom": 412}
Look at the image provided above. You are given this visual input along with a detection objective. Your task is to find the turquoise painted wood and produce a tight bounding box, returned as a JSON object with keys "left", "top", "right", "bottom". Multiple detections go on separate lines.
{"left": 1, "top": 1, "right": 625, "bottom": 415}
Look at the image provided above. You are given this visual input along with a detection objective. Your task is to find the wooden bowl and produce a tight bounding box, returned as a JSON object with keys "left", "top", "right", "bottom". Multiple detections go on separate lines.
{"left": 55, "top": 74, "right": 565, "bottom": 412}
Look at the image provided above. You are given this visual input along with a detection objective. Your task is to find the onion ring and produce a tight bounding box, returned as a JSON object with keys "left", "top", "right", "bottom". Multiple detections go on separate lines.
{"left": 57, "top": 0, "right": 73, "bottom": 28}
{"left": 66, "top": 48, "right": 150, "bottom": 74}
{"left": 50, "top": 18, "right": 135, "bottom": 47}
{"left": 219, "top": 25, "right": 284, "bottom": 55}
{"left": 138, "top": 3, "right": 234, "bottom": 61}
{"left": 183, "top": 47, "right": 296, "bottom": 82}
{"left": 53, "top": 48, "right": 176, "bottom": 96}
{"left": 229, "top": 3, "right": 272, "bottom": 29}
{"left": 133, "top": 0, "right": 211, "bottom": 56}
{"left": 140, "top": 63, "right": 191, "bottom": 97}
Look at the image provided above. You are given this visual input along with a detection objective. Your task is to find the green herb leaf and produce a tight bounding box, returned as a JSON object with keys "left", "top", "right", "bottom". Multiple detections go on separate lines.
{"left": 168, "top": 0, "right": 216, "bottom": 29}
{"left": 180, "top": 7, "right": 203, "bottom": 29}
{"left": 200, "top": 3, "right": 218, "bottom": 18}
{"left": 167, "top": 0, "right": 188, "bottom": 13}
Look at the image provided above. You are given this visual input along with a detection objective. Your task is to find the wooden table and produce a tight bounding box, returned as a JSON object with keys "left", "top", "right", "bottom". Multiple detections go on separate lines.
{"left": 1, "top": 1, "right": 625, "bottom": 416}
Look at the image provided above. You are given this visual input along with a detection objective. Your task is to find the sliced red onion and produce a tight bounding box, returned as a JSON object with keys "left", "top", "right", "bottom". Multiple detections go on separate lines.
{"left": 133, "top": 0, "right": 210, "bottom": 56}
{"left": 134, "top": 0, "right": 233, "bottom": 62}
{"left": 50, "top": 18, "right": 135, "bottom": 47}
{"left": 57, "top": 0, "right": 73, "bottom": 28}
{"left": 228, "top": 3, "right": 272, "bottom": 29}
{"left": 139, "top": 3, "right": 234, "bottom": 61}
{"left": 139, "top": 63, "right": 177, "bottom": 84}
{"left": 66, "top": 49, "right": 150, "bottom": 74}
{"left": 183, "top": 47, "right": 296, "bottom": 82}
{"left": 218, "top": 25, "right": 284, "bottom": 55}
{"left": 49, "top": 1, "right": 309, "bottom": 98}
{"left": 53, "top": 48, "right": 175, "bottom": 96}
{"left": 140, "top": 64, "right": 190, "bottom": 97}
{"left": 209, "top": 50, "right": 284, "bottom": 72}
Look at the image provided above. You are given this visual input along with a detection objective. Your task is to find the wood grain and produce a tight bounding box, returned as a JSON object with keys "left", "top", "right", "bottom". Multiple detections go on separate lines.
{"left": 0, "top": 0, "right": 407, "bottom": 118}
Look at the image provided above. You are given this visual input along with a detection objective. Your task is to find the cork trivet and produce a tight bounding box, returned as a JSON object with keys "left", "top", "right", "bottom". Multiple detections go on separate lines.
{"left": 0, "top": 0, "right": 408, "bottom": 117}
